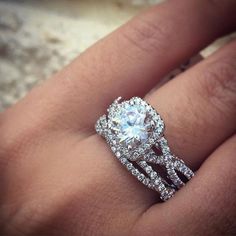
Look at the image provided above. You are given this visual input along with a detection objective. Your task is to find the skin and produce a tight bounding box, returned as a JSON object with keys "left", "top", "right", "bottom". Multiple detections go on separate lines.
{"left": 0, "top": 0, "right": 236, "bottom": 235}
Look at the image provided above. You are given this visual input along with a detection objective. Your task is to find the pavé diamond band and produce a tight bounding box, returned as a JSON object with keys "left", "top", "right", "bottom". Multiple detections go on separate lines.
{"left": 95, "top": 97, "right": 194, "bottom": 201}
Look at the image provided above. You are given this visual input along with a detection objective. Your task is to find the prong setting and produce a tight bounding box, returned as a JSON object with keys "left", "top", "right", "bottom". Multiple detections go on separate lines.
{"left": 103, "top": 97, "right": 164, "bottom": 161}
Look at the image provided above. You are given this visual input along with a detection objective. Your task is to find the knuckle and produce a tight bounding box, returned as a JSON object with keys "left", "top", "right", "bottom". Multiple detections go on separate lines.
{"left": 120, "top": 16, "right": 171, "bottom": 54}
{"left": 200, "top": 52, "right": 236, "bottom": 114}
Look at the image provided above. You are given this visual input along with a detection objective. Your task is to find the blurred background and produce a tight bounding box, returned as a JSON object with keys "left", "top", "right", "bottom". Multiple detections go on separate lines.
{"left": 0, "top": 0, "right": 234, "bottom": 112}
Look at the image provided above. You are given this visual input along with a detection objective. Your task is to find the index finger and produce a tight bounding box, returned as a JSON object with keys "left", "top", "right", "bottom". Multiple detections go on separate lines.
{"left": 3, "top": 0, "right": 236, "bottom": 134}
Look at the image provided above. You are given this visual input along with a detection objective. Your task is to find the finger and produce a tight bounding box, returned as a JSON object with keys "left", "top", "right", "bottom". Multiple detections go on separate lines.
{"left": 3, "top": 0, "right": 236, "bottom": 133}
{"left": 76, "top": 40, "right": 236, "bottom": 220}
{"left": 137, "top": 134, "right": 236, "bottom": 236}
{"left": 146, "top": 40, "right": 236, "bottom": 169}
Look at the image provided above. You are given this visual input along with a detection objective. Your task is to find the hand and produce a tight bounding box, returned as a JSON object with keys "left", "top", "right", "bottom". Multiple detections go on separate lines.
{"left": 0, "top": 0, "right": 236, "bottom": 235}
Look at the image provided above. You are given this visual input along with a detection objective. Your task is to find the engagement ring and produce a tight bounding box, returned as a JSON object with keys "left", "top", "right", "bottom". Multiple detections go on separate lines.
{"left": 95, "top": 97, "right": 194, "bottom": 201}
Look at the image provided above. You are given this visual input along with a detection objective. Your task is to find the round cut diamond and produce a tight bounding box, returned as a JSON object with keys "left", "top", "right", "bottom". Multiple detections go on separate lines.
{"left": 111, "top": 103, "right": 154, "bottom": 149}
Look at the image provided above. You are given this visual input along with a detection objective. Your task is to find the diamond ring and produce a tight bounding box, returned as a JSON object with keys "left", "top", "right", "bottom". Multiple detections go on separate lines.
{"left": 95, "top": 97, "right": 194, "bottom": 201}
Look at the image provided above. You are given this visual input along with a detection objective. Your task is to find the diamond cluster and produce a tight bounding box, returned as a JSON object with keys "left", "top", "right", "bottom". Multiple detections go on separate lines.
{"left": 96, "top": 97, "right": 164, "bottom": 161}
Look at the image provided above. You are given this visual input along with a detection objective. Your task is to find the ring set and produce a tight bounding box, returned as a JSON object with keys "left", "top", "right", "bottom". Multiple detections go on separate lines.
{"left": 95, "top": 97, "right": 194, "bottom": 201}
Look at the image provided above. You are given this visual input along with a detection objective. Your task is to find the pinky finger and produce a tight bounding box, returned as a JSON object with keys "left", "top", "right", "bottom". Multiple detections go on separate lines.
{"left": 135, "top": 134, "right": 236, "bottom": 236}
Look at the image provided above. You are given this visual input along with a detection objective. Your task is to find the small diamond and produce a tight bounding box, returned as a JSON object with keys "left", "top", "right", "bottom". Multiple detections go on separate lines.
{"left": 116, "top": 152, "right": 121, "bottom": 158}
{"left": 157, "top": 127, "right": 163, "bottom": 134}
{"left": 154, "top": 179, "right": 161, "bottom": 185}
{"left": 130, "top": 100, "right": 134, "bottom": 105}
{"left": 149, "top": 138, "right": 155, "bottom": 144}
{"left": 142, "top": 178, "right": 150, "bottom": 186}
{"left": 132, "top": 169, "right": 139, "bottom": 176}
{"left": 138, "top": 147, "right": 144, "bottom": 153}
{"left": 162, "top": 147, "right": 170, "bottom": 154}
{"left": 133, "top": 152, "right": 139, "bottom": 158}
{"left": 138, "top": 161, "right": 147, "bottom": 168}
{"left": 126, "top": 163, "right": 133, "bottom": 170}
{"left": 137, "top": 174, "right": 145, "bottom": 181}
{"left": 148, "top": 182, "right": 155, "bottom": 189}
{"left": 157, "top": 184, "right": 165, "bottom": 192}
{"left": 167, "top": 168, "right": 175, "bottom": 175}
{"left": 180, "top": 166, "right": 188, "bottom": 173}
{"left": 150, "top": 171, "right": 157, "bottom": 179}
{"left": 145, "top": 166, "right": 152, "bottom": 174}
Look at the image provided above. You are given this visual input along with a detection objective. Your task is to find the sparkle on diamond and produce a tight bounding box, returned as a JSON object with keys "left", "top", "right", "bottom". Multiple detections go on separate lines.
{"left": 111, "top": 103, "right": 153, "bottom": 148}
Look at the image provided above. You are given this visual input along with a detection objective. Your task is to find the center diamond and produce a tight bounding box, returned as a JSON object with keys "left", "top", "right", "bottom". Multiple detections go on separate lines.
{"left": 111, "top": 103, "right": 153, "bottom": 149}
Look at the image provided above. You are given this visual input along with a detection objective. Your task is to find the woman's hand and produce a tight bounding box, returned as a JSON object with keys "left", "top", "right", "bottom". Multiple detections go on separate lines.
{"left": 0, "top": 0, "right": 236, "bottom": 235}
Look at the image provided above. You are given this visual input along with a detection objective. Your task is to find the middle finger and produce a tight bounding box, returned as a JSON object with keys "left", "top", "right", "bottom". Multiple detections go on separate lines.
{"left": 146, "top": 40, "right": 236, "bottom": 170}
{"left": 3, "top": 0, "right": 235, "bottom": 135}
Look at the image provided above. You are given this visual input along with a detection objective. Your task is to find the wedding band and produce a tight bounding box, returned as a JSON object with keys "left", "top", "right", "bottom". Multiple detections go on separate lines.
{"left": 95, "top": 97, "right": 194, "bottom": 201}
